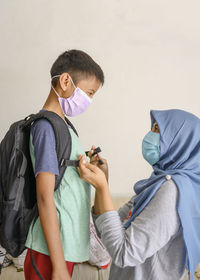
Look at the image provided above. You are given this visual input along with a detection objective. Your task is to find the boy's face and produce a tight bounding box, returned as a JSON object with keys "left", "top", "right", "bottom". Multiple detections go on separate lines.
{"left": 77, "top": 75, "right": 101, "bottom": 99}
{"left": 57, "top": 73, "right": 101, "bottom": 99}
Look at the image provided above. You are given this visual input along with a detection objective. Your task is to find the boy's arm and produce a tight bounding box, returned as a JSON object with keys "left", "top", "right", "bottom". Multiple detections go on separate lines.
{"left": 30, "top": 119, "right": 71, "bottom": 279}
{"left": 36, "top": 172, "right": 71, "bottom": 279}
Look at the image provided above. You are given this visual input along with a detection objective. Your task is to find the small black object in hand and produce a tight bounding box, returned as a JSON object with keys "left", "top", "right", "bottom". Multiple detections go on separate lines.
{"left": 85, "top": 147, "right": 104, "bottom": 165}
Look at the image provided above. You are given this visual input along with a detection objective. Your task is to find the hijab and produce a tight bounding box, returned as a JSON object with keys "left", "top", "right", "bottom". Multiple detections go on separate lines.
{"left": 124, "top": 109, "right": 200, "bottom": 279}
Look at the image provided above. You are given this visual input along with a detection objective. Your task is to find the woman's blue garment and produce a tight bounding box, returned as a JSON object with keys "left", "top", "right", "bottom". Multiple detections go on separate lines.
{"left": 124, "top": 109, "right": 200, "bottom": 280}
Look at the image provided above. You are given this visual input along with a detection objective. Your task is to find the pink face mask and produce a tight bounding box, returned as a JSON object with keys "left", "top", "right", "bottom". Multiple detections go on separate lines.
{"left": 51, "top": 75, "right": 92, "bottom": 117}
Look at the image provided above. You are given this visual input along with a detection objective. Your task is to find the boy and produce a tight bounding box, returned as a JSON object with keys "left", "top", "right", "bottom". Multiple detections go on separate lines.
{"left": 24, "top": 50, "right": 104, "bottom": 280}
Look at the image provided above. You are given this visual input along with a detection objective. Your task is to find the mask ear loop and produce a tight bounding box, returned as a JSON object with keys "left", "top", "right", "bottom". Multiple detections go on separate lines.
{"left": 51, "top": 75, "right": 69, "bottom": 119}
{"left": 52, "top": 75, "right": 76, "bottom": 96}
{"left": 51, "top": 75, "right": 61, "bottom": 98}
{"left": 69, "top": 76, "right": 76, "bottom": 90}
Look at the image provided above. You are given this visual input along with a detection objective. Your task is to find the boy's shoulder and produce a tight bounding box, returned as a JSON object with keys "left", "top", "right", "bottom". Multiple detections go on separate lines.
{"left": 31, "top": 111, "right": 71, "bottom": 133}
{"left": 31, "top": 118, "right": 53, "bottom": 132}
{"left": 30, "top": 118, "right": 55, "bottom": 144}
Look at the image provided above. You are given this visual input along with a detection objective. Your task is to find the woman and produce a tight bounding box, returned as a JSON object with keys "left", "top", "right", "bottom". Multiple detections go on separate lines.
{"left": 78, "top": 109, "right": 200, "bottom": 280}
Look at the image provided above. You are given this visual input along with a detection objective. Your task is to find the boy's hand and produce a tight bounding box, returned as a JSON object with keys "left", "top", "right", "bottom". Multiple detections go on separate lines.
{"left": 78, "top": 155, "right": 108, "bottom": 191}
{"left": 87, "top": 145, "right": 109, "bottom": 181}
{"left": 52, "top": 267, "right": 71, "bottom": 280}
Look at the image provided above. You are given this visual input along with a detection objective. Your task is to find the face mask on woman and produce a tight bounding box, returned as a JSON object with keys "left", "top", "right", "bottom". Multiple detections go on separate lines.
{"left": 51, "top": 75, "right": 92, "bottom": 117}
{"left": 142, "top": 131, "right": 160, "bottom": 166}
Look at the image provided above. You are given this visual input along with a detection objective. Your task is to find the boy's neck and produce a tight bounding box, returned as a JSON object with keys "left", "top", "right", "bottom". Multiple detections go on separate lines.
{"left": 42, "top": 89, "right": 65, "bottom": 121}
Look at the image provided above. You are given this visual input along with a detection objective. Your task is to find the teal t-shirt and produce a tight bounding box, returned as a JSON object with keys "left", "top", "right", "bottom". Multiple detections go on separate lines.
{"left": 25, "top": 122, "right": 91, "bottom": 262}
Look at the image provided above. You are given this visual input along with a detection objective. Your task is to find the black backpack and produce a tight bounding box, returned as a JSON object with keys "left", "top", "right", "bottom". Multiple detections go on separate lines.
{"left": 0, "top": 110, "right": 79, "bottom": 260}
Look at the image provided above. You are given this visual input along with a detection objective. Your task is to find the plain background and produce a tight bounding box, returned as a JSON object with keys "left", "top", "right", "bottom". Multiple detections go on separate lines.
{"left": 0, "top": 0, "right": 200, "bottom": 196}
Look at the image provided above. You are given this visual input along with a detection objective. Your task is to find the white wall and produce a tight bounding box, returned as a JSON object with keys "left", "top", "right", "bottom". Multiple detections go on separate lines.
{"left": 0, "top": 0, "right": 200, "bottom": 196}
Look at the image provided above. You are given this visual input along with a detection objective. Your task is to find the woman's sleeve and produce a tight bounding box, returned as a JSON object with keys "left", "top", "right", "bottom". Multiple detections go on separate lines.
{"left": 94, "top": 180, "right": 180, "bottom": 268}
{"left": 92, "top": 195, "right": 135, "bottom": 236}
{"left": 117, "top": 195, "right": 135, "bottom": 222}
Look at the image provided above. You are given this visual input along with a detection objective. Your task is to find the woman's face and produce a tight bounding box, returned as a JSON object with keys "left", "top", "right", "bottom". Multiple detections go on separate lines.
{"left": 152, "top": 122, "right": 160, "bottom": 133}
{"left": 142, "top": 121, "right": 161, "bottom": 165}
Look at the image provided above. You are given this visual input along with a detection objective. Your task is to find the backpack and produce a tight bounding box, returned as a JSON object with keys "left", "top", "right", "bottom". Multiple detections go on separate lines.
{"left": 0, "top": 110, "right": 79, "bottom": 260}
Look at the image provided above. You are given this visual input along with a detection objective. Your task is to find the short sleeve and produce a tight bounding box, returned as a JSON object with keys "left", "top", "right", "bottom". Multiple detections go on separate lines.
{"left": 30, "top": 119, "right": 59, "bottom": 177}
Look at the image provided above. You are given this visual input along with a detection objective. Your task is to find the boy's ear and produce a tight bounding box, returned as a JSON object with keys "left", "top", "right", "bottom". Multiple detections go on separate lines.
{"left": 58, "top": 73, "right": 71, "bottom": 91}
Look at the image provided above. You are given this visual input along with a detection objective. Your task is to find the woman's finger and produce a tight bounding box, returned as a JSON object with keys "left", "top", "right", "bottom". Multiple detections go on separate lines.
{"left": 80, "top": 155, "right": 94, "bottom": 174}
{"left": 90, "top": 154, "right": 98, "bottom": 165}
{"left": 79, "top": 154, "right": 87, "bottom": 165}
{"left": 87, "top": 145, "right": 96, "bottom": 158}
{"left": 85, "top": 162, "right": 99, "bottom": 173}
{"left": 78, "top": 155, "right": 82, "bottom": 161}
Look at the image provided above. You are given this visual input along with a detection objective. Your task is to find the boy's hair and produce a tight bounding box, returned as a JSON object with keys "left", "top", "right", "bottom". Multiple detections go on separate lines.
{"left": 50, "top": 49, "right": 104, "bottom": 87}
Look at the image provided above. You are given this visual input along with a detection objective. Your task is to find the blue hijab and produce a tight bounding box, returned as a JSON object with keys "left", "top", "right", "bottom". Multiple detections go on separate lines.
{"left": 124, "top": 109, "right": 200, "bottom": 279}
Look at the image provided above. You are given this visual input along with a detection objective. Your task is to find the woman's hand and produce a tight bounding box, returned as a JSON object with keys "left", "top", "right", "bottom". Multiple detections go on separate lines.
{"left": 78, "top": 155, "right": 108, "bottom": 190}
{"left": 78, "top": 155, "right": 114, "bottom": 214}
{"left": 87, "top": 145, "right": 109, "bottom": 181}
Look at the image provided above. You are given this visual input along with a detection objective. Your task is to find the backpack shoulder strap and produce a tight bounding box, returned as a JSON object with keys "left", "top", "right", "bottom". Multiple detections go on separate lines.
{"left": 22, "top": 111, "right": 79, "bottom": 190}
{"left": 64, "top": 116, "right": 78, "bottom": 136}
